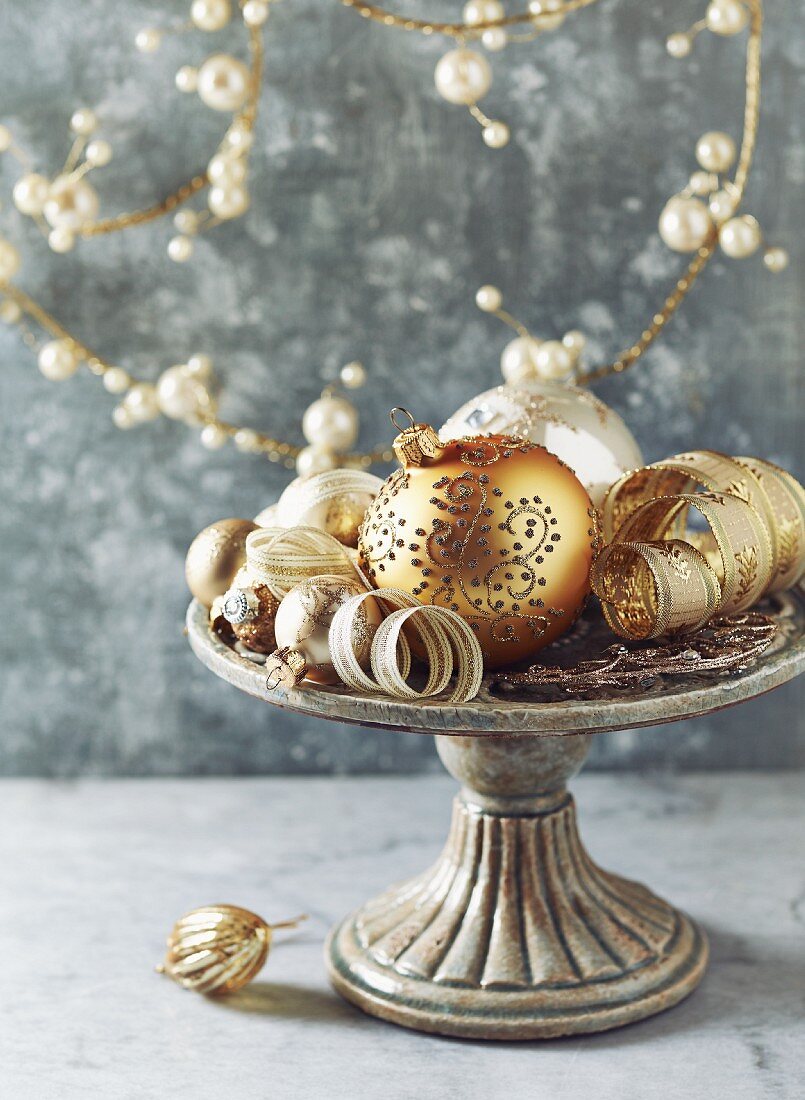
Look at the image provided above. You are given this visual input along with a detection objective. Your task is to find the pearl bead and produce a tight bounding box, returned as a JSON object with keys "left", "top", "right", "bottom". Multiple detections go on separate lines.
{"left": 0, "top": 298, "right": 22, "bottom": 323}
{"left": 200, "top": 423, "right": 228, "bottom": 449}
{"left": 688, "top": 170, "right": 717, "bottom": 196}
{"left": 475, "top": 284, "right": 502, "bottom": 312}
{"left": 500, "top": 336, "right": 541, "bottom": 383}
{"left": 226, "top": 125, "right": 254, "bottom": 152}
{"left": 243, "top": 0, "right": 269, "bottom": 25}
{"left": 302, "top": 395, "right": 358, "bottom": 451}
{"left": 658, "top": 196, "right": 713, "bottom": 252}
{"left": 481, "top": 28, "right": 508, "bottom": 51}
{"left": 0, "top": 125, "right": 12, "bottom": 151}
{"left": 208, "top": 184, "right": 250, "bottom": 219}
{"left": 696, "top": 131, "right": 736, "bottom": 173}
{"left": 48, "top": 227, "right": 76, "bottom": 253}
{"left": 85, "top": 139, "right": 112, "bottom": 167}
{"left": 13, "top": 173, "right": 50, "bottom": 215}
{"left": 38, "top": 339, "right": 79, "bottom": 380}
{"left": 70, "top": 109, "right": 96, "bottom": 135}
{"left": 197, "top": 54, "right": 251, "bottom": 112}
{"left": 175, "top": 66, "right": 199, "bottom": 93}
{"left": 719, "top": 215, "right": 761, "bottom": 258}
{"left": 43, "top": 176, "right": 99, "bottom": 230}
{"left": 708, "top": 189, "right": 737, "bottom": 223}
{"left": 102, "top": 366, "right": 130, "bottom": 394}
{"left": 124, "top": 383, "right": 160, "bottom": 423}
{"left": 208, "top": 153, "right": 246, "bottom": 185}
{"left": 666, "top": 33, "right": 692, "bottom": 58}
{"left": 434, "top": 49, "right": 492, "bottom": 106}
{"left": 186, "top": 353, "right": 214, "bottom": 379}
{"left": 168, "top": 235, "right": 194, "bottom": 262}
{"left": 113, "top": 405, "right": 135, "bottom": 430}
{"left": 0, "top": 238, "right": 21, "bottom": 280}
{"left": 463, "top": 0, "right": 504, "bottom": 25}
{"left": 528, "top": 0, "right": 565, "bottom": 31}
{"left": 191, "top": 0, "right": 231, "bottom": 31}
{"left": 562, "top": 330, "right": 586, "bottom": 356}
{"left": 535, "top": 340, "right": 575, "bottom": 380}
{"left": 157, "top": 364, "right": 208, "bottom": 419}
{"left": 295, "top": 444, "right": 338, "bottom": 477}
{"left": 762, "top": 246, "right": 789, "bottom": 274}
{"left": 482, "top": 121, "right": 510, "bottom": 149}
{"left": 174, "top": 210, "right": 200, "bottom": 234}
{"left": 135, "top": 28, "right": 162, "bottom": 53}
{"left": 706, "top": 0, "right": 748, "bottom": 36}
{"left": 234, "top": 428, "right": 262, "bottom": 453}
{"left": 339, "top": 360, "right": 366, "bottom": 389}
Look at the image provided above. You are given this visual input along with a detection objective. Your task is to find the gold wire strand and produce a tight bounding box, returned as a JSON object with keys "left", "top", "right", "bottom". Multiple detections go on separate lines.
{"left": 337, "top": 0, "right": 601, "bottom": 36}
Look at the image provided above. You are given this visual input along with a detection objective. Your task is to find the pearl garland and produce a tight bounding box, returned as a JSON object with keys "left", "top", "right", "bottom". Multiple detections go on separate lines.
{"left": 476, "top": 285, "right": 586, "bottom": 384}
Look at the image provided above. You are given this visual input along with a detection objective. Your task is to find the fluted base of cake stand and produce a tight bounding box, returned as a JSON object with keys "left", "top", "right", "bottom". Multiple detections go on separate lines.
{"left": 326, "top": 733, "right": 708, "bottom": 1040}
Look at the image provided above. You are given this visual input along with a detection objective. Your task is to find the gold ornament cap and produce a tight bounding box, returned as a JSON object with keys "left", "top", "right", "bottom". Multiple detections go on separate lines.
{"left": 390, "top": 408, "right": 444, "bottom": 468}
{"left": 265, "top": 646, "right": 307, "bottom": 690}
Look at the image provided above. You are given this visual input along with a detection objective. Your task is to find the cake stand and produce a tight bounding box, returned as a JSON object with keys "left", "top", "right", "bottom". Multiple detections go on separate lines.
{"left": 187, "top": 590, "right": 805, "bottom": 1040}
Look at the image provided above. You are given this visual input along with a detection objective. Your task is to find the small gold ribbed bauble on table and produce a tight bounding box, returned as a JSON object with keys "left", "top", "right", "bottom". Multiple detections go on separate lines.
{"left": 266, "top": 574, "right": 382, "bottom": 688}
{"left": 358, "top": 412, "right": 601, "bottom": 670}
{"left": 158, "top": 905, "right": 307, "bottom": 995}
{"left": 185, "top": 518, "right": 258, "bottom": 608}
{"left": 440, "top": 380, "right": 643, "bottom": 507}
{"left": 221, "top": 581, "right": 280, "bottom": 653}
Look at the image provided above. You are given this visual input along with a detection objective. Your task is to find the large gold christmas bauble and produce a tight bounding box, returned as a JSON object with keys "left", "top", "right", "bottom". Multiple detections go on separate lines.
{"left": 185, "top": 518, "right": 258, "bottom": 608}
{"left": 440, "top": 380, "right": 643, "bottom": 507}
{"left": 358, "top": 431, "right": 600, "bottom": 670}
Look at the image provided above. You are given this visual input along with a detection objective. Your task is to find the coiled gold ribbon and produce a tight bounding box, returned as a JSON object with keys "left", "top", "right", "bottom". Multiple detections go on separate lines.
{"left": 244, "top": 526, "right": 364, "bottom": 598}
{"left": 329, "top": 587, "right": 484, "bottom": 703}
{"left": 593, "top": 450, "right": 805, "bottom": 640}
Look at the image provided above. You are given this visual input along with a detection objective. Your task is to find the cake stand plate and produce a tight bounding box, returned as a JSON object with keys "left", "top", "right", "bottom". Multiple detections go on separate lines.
{"left": 187, "top": 591, "right": 805, "bottom": 1040}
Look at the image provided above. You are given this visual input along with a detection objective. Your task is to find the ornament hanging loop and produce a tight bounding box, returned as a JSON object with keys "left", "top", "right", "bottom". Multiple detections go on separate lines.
{"left": 389, "top": 407, "right": 415, "bottom": 432}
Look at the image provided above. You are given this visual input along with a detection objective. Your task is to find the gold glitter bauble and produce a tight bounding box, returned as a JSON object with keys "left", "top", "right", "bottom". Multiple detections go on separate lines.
{"left": 221, "top": 582, "right": 280, "bottom": 653}
{"left": 358, "top": 428, "right": 600, "bottom": 670}
{"left": 185, "top": 518, "right": 258, "bottom": 608}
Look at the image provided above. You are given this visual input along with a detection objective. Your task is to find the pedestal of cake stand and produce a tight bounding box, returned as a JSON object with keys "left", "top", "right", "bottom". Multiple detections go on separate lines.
{"left": 187, "top": 591, "right": 805, "bottom": 1040}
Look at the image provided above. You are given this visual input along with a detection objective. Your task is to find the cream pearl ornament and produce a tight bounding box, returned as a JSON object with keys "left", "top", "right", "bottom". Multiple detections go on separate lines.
{"left": 463, "top": 0, "right": 504, "bottom": 25}
{"left": 234, "top": 428, "right": 261, "bottom": 453}
{"left": 482, "top": 28, "right": 508, "bottom": 51}
{"left": 0, "top": 299, "right": 22, "bottom": 324}
{"left": 208, "top": 184, "right": 250, "bottom": 219}
{"left": 123, "top": 383, "right": 160, "bottom": 423}
{"left": 763, "top": 247, "right": 789, "bottom": 274}
{"left": 666, "top": 33, "right": 692, "bottom": 58}
{"left": 174, "top": 210, "right": 200, "bottom": 235}
{"left": 482, "top": 121, "right": 510, "bottom": 149}
{"left": 191, "top": 0, "right": 231, "bottom": 31}
{"left": 658, "top": 195, "right": 713, "bottom": 253}
{"left": 208, "top": 154, "right": 246, "bottom": 186}
{"left": 706, "top": 0, "right": 749, "bottom": 36}
{"left": 197, "top": 54, "right": 251, "bottom": 112}
{"left": 500, "top": 335, "right": 541, "bottom": 383}
{"left": 295, "top": 444, "right": 338, "bottom": 477}
{"left": 175, "top": 66, "right": 199, "bottom": 93}
{"left": 102, "top": 367, "right": 130, "bottom": 395}
{"left": 689, "top": 170, "right": 718, "bottom": 196}
{"left": 70, "top": 109, "right": 96, "bottom": 135}
{"left": 529, "top": 0, "right": 565, "bottom": 31}
{"left": 302, "top": 393, "right": 359, "bottom": 452}
{"left": 200, "top": 423, "right": 228, "bottom": 449}
{"left": 43, "top": 176, "right": 99, "bottom": 231}
{"left": 475, "top": 284, "right": 502, "bottom": 312}
{"left": 708, "top": 189, "right": 737, "bottom": 223}
{"left": 135, "top": 28, "right": 162, "bottom": 53}
{"left": 434, "top": 49, "right": 492, "bottom": 106}
{"left": 719, "top": 214, "right": 761, "bottom": 258}
{"left": 243, "top": 1, "right": 270, "bottom": 26}
{"left": 85, "top": 139, "right": 112, "bottom": 167}
{"left": 696, "top": 131, "right": 736, "bottom": 173}
{"left": 38, "top": 339, "right": 79, "bottom": 380}
{"left": 339, "top": 361, "right": 366, "bottom": 389}
{"left": 168, "top": 235, "right": 194, "bottom": 262}
{"left": 12, "top": 173, "right": 50, "bottom": 215}
{"left": 112, "top": 405, "right": 135, "bottom": 430}
{"left": 0, "top": 238, "right": 21, "bottom": 281}
{"left": 48, "top": 227, "right": 76, "bottom": 253}
{"left": 156, "top": 364, "right": 213, "bottom": 421}
{"left": 186, "top": 353, "right": 214, "bottom": 379}
{"left": 534, "top": 339, "right": 575, "bottom": 381}
{"left": 562, "top": 330, "right": 586, "bottom": 356}
{"left": 0, "top": 125, "right": 12, "bottom": 151}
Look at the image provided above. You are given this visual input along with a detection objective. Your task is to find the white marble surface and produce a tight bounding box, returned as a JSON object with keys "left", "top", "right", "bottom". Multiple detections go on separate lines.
{"left": 2, "top": 774, "right": 804, "bottom": 1099}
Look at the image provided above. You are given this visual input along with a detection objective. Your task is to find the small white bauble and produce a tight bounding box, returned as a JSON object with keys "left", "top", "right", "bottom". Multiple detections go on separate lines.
{"left": 302, "top": 394, "right": 358, "bottom": 452}
{"left": 0, "top": 238, "right": 21, "bottom": 280}
{"left": 38, "top": 339, "right": 79, "bottom": 381}
{"left": 705, "top": 0, "right": 748, "bottom": 36}
{"left": 719, "top": 214, "right": 761, "bottom": 258}
{"left": 500, "top": 335, "right": 541, "bottom": 383}
{"left": 440, "top": 378, "right": 643, "bottom": 506}
{"left": 695, "top": 131, "right": 736, "bottom": 173}
{"left": 434, "top": 49, "right": 492, "bottom": 106}
{"left": 295, "top": 445, "right": 338, "bottom": 477}
{"left": 43, "top": 176, "right": 100, "bottom": 230}
{"left": 273, "top": 575, "right": 380, "bottom": 685}
{"left": 208, "top": 184, "right": 250, "bottom": 219}
{"left": 658, "top": 195, "right": 713, "bottom": 252}
{"left": 156, "top": 364, "right": 212, "bottom": 420}
{"left": 13, "top": 173, "right": 50, "bottom": 215}
{"left": 191, "top": 0, "right": 231, "bottom": 31}
{"left": 276, "top": 470, "right": 383, "bottom": 547}
{"left": 197, "top": 54, "right": 251, "bottom": 112}
{"left": 534, "top": 339, "right": 575, "bottom": 381}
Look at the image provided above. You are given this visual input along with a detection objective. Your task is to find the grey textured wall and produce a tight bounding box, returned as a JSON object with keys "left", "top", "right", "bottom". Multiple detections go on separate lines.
{"left": 0, "top": 0, "right": 802, "bottom": 776}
